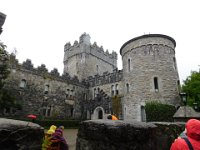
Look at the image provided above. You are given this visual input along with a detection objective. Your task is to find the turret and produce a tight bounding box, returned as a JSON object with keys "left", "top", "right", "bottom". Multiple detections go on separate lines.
{"left": 120, "top": 34, "right": 180, "bottom": 121}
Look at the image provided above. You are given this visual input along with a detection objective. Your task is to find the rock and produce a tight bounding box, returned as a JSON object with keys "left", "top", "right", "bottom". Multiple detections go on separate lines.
{"left": 0, "top": 118, "right": 44, "bottom": 150}
{"left": 76, "top": 120, "right": 157, "bottom": 150}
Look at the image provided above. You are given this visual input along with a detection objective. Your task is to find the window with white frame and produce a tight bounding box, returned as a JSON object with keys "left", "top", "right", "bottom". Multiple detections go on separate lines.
{"left": 19, "top": 79, "right": 26, "bottom": 88}
{"left": 44, "top": 85, "right": 49, "bottom": 94}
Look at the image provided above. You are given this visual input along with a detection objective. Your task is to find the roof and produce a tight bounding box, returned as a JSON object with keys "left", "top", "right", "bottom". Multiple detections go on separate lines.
{"left": 173, "top": 106, "right": 200, "bottom": 118}
{"left": 120, "top": 34, "right": 176, "bottom": 55}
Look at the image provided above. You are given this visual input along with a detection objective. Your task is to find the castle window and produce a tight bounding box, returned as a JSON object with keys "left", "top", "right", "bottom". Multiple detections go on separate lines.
{"left": 83, "top": 93, "right": 87, "bottom": 100}
{"left": 154, "top": 77, "right": 159, "bottom": 92}
{"left": 66, "top": 89, "right": 70, "bottom": 98}
{"left": 97, "top": 88, "right": 100, "bottom": 94}
{"left": 126, "top": 83, "right": 129, "bottom": 94}
{"left": 94, "top": 88, "right": 96, "bottom": 98}
{"left": 173, "top": 57, "right": 176, "bottom": 70}
{"left": 76, "top": 62, "right": 79, "bottom": 74}
{"left": 111, "top": 85, "right": 114, "bottom": 96}
{"left": 19, "top": 79, "right": 26, "bottom": 88}
{"left": 128, "top": 59, "right": 131, "bottom": 72}
{"left": 141, "top": 106, "right": 146, "bottom": 122}
{"left": 96, "top": 65, "right": 99, "bottom": 74}
{"left": 70, "top": 90, "right": 73, "bottom": 99}
{"left": 116, "top": 84, "right": 119, "bottom": 95}
{"left": 177, "top": 80, "right": 181, "bottom": 92}
{"left": 44, "top": 85, "right": 49, "bottom": 94}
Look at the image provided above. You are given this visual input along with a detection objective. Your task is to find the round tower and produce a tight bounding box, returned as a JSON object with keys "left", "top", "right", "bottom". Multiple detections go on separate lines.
{"left": 120, "top": 34, "right": 180, "bottom": 121}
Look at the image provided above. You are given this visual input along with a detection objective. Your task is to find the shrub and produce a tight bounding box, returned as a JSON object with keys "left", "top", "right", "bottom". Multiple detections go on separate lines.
{"left": 145, "top": 101, "right": 176, "bottom": 122}
{"left": 35, "top": 119, "right": 81, "bottom": 129}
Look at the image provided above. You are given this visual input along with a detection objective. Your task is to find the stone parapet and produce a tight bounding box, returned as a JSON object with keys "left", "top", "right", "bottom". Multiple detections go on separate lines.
{"left": 76, "top": 120, "right": 185, "bottom": 150}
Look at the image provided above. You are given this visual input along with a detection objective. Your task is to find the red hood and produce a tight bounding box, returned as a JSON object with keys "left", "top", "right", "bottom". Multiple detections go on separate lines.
{"left": 186, "top": 119, "right": 200, "bottom": 140}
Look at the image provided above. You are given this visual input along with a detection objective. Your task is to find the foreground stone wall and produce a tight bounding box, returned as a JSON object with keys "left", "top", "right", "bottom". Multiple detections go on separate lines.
{"left": 0, "top": 118, "right": 44, "bottom": 150}
{"left": 76, "top": 120, "right": 184, "bottom": 150}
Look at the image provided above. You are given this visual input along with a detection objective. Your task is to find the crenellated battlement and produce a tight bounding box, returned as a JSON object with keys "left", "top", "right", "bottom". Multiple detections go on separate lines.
{"left": 84, "top": 68, "right": 123, "bottom": 87}
{"left": 9, "top": 54, "right": 88, "bottom": 86}
{"left": 64, "top": 33, "right": 117, "bottom": 66}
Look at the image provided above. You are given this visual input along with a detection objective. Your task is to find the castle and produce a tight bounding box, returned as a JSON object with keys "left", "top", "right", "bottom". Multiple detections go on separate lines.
{"left": 1, "top": 13, "right": 181, "bottom": 121}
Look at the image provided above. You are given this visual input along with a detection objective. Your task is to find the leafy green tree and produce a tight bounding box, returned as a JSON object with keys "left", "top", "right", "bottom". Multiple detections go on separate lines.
{"left": 0, "top": 41, "right": 19, "bottom": 114}
{"left": 0, "top": 41, "right": 10, "bottom": 89}
{"left": 182, "top": 71, "right": 200, "bottom": 109}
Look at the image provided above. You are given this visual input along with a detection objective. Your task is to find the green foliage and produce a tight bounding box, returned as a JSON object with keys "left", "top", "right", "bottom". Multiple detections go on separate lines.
{"left": 0, "top": 41, "right": 20, "bottom": 113}
{"left": 182, "top": 71, "right": 200, "bottom": 109}
{"left": 34, "top": 120, "right": 81, "bottom": 129}
{"left": 0, "top": 41, "right": 10, "bottom": 87}
{"left": 111, "top": 95, "right": 122, "bottom": 118}
{"left": 0, "top": 89, "right": 21, "bottom": 114}
{"left": 145, "top": 101, "right": 176, "bottom": 122}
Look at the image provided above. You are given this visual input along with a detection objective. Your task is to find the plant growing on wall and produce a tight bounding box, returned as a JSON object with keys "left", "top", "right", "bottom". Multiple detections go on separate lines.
{"left": 0, "top": 41, "right": 10, "bottom": 89}
{"left": 145, "top": 101, "right": 176, "bottom": 122}
{"left": 111, "top": 95, "right": 122, "bottom": 118}
{"left": 0, "top": 41, "right": 21, "bottom": 115}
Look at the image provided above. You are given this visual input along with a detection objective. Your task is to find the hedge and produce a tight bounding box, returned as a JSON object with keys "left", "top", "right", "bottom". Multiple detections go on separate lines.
{"left": 145, "top": 101, "right": 176, "bottom": 122}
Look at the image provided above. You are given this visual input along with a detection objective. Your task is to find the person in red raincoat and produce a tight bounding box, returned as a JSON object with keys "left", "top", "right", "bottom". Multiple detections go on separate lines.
{"left": 170, "top": 119, "right": 200, "bottom": 150}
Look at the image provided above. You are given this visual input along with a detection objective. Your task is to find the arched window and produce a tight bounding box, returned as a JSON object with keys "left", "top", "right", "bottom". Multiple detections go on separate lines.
{"left": 116, "top": 84, "right": 119, "bottom": 95}
{"left": 19, "top": 79, "right": 26, "bottom": 88}
{"left": 111, "top": 85, "right": 114, "bottom": 96}
{"left": 94, "top": 88, "right": 96, "bottom": 98}
{"left": 126, "top": 83, "right": 129, "bottom": 94}
{"left": 154, "top": 77, "right": 159, "bottom": 92}
{"left": 141, "top": 106, "right": 146, "bottom": 122}
{"left": 44, "top": 85, "right": 49, "bottom": 94}
{"left": 96, "top": 65, "right": 99, "bottom": 74}
{"left": 128, "top": 59, "right": 131, "bottom": 72}
{"left": 173, "top": 57, "right": 176, "bottom": 70}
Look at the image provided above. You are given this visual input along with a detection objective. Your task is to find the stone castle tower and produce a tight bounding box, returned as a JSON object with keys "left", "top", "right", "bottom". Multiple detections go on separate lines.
{"left": 120, "top": 34, "right": 180, "bottom": 120}
{"left": 63, "top": 33, "right": 117, "bottom": 80}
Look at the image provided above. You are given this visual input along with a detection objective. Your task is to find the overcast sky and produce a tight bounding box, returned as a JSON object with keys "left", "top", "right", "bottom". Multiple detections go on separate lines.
{"left": 1, "top": 0, "right": 200, "bottom": 84}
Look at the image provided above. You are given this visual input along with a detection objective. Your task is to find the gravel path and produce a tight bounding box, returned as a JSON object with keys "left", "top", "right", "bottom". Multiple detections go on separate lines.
{"left": 63, "top": 129, "right": 78, "bottom": 150}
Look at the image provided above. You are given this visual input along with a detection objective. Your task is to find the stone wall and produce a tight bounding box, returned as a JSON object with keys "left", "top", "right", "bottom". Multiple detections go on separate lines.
{"left": 0, "top": 118, "right": 44, "bottom": 150}
{"left": 0, "top": 12, "right": 6, "bottom": 35}
{"left": 76, "top": 120, "right": 185, "bottom": 150}
{"left": 4, "top": 56, "right": 87, "bottom": 119}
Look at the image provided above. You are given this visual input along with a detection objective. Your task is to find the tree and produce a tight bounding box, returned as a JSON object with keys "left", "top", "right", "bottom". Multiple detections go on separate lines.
{"left": 182, "top": 71, "right": 200, "bottom": 109}
{"left": 0, "top": 41, "right": 18, "bottom": 114}
{"left": 0, "top": 41, "right": 10, "bottom": 89}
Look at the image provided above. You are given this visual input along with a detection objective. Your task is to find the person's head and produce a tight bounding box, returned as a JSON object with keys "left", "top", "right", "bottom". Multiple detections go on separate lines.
{"left": 46, "top": 125, "right": 57, "bottom": 135}
{"left": 107, "top": 115, "right": 112, "bottom": 120}
{"left": 58, "top": 125, "right": 64, "bottom": 131}
{"left": 53, "top": 128, "right": 63, "bottom": 137}
{"left": 185, "top": 119, "right": 200, "bottom": 140}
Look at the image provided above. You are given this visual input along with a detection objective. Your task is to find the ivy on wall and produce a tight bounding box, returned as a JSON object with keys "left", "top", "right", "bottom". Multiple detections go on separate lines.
{"left": 111, "top": 95, "right": 122, "bottom": 118}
